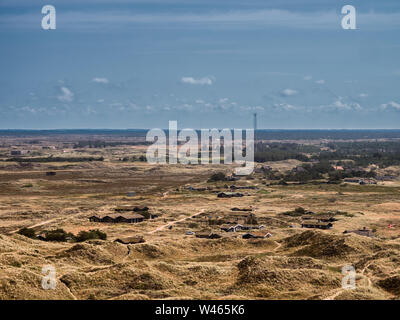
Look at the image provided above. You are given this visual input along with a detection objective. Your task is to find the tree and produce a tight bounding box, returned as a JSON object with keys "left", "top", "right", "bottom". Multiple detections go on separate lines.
{"left": 17, "top": 227, "right": 36, "bottom": 239}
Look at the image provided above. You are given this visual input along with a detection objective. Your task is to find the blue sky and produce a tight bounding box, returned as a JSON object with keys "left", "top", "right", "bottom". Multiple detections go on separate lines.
{"left": 0, "top": 0, "right": 399, "bottom": 129}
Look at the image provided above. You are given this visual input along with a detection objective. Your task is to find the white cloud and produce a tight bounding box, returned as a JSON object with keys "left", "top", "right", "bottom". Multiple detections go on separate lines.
{"left": 57, "top": 87, "right": 74, "bottom": 102}
{"left": 127, "top": 103, "right": 139, "bottom": 110}
{"left": 381, "top": 101, "right": 400, "bottom": 110}
{"left": 219, "top": 98, "right": 229, "bottom": 103}
{"left": 92, "top": 77, "right": 109, "bottom": 84}
{"left": 280, "top": 89, "right": 298, "bottom": 97}
{"left": 273, "top": 103, "right": 299, "bottom": 111}
{"left": 359, "top": 93, "right": 369, "bottom": 98}
{"left": 316, "top": 80, "right": 325, "bottom": 84}
{"left": 303, "top": 75, "right": 312, "bottom": 81}
{"left": 195, "top": 99, "right": 205, "bottom": 104}
{"left": 331, "top": 98, "right": 362, "bottom": 111}
{"left": 21, "top": 106, "right": 36, "bottom": 114}
{"left": 333, "top": 99, "right": 348, "bottom": 109}
{"left": 109, "top": 102, "right": 123, "bottom": 108}
{"left": 240, "top": 105, "right": 264, "bottom": 112}
{"left": 181, "top": 76, "right": 213, "bottom": 85}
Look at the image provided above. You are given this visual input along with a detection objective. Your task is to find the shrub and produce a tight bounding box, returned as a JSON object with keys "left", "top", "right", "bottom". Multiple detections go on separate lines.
{"left": 188, "top": 222, "right": 199, "bottom": 229}
{"left": 246, "top": 215, "right": 258, "bottom": 225}
{"left": 139, "top": 211, "right": 151, "bottom": 219}
{"left": 11, "top": 261, "right": 22, "bottom": 268}
{"left": 294, "top": 207, "right": 306, "bottom": 214}
{"left": 17, "top": 227, "right": 36, "bottom": 239}
{"left": 76, "top": 229, "right": 107, "bottom": 242}
{"left": 282, "top": 207, "right": 306, "bottom": 217}
{"left": 44, "top": 229, "right": 72, "bottom": 242}
{"left": 208, "top": 172, "right": 227, "bottom": 182}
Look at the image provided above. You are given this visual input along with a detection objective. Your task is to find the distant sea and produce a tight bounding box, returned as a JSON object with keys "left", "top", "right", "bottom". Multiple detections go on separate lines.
{"left": 1, "top": 129, "right": 400, "bottom": 140}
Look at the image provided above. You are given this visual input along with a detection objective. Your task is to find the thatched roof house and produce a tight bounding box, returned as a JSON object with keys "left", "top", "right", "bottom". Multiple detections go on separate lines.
{"left": 89, "top": 213, "right": 144, "bottom": 223}
{"left": 301, "top": 220, "right": 333, "bottom": 230}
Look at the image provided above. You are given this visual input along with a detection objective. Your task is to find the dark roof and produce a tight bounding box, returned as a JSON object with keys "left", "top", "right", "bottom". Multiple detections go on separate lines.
{"left": 301, "top": 220, "right": 332, "bottom": 227}
{"left": 343, "top": 229, "right": 375, "bottom": 237}
{"left": 94, "top": 213, "right": 144, "bottom": 220}
{"left": 195, "top": 232, "right": 210, "bottom": 237}
{"left": 243, "top": 231, "right": 272, "bottom": 238}
{"left": 114, "top": 206, "right": 149, "bottom": 212}
{"left": 114, "top": 236, "right": 145, "bottom": 244}
{"left": 195, "top": 232, "right": 222, "bottom": 239}
{"left": 217, "top": 192, "right": 244, "bottom": 197}
{"left": 249, "top": 231, "right": 272, "bottom": 237}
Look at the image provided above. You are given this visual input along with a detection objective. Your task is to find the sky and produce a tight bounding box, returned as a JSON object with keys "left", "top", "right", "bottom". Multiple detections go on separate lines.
{"left": 0, "top": 0, "right": 399, "bottom": 129}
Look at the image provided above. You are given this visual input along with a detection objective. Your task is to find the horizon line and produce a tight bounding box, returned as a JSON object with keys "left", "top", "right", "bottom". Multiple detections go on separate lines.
{"left": 1, "top": 128, "right": 400, "bottom": 131}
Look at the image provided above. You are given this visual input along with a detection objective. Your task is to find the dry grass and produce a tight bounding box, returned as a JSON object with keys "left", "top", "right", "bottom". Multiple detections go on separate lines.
{"left": 0, "top": 140, "right": 399, "bottom": 300}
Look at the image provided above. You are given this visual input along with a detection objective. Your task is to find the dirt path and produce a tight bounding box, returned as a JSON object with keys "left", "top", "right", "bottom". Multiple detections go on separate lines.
{"left": 324, "top": 289, "right": 343, "bottom": 300}
{"left": 9, "top": 211, "right": 85, "bottom": 234}
{"left": 59, "top": 278, "right": 78, "bottom": 300}
{"left": 361, "top": 262, "right": 373, "bottom": 287}
{"left": 273, "top": 241, "right": 282, "bottom": 252}
{"left": 147, "top": 209, "right": 206, "bottom": 234}
{"left": 323, "top": 262, "right": 374, "bottom": 300}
